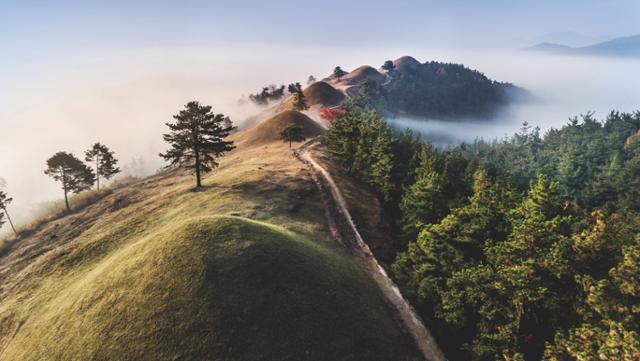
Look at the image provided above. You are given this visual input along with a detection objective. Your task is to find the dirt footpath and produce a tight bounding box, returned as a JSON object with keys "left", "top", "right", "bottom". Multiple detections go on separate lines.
{"left": 294, "top": 139, "right": 446, "bottom": 361}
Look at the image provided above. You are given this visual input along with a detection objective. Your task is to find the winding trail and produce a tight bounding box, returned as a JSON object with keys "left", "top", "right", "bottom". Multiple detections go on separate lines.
{"left": 294, "top": 139, "right": 446, "bottom": 361}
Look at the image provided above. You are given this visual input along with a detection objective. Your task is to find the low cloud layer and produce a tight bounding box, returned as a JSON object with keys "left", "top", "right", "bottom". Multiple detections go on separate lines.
{"left": 388, "top": 49, "right": 640, "bottom": 145}
{"left": 1, "top": 44, "right": 639, "bottom": 233}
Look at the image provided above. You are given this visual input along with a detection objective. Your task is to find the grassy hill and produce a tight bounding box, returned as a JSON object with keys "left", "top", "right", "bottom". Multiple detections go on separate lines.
{"left": 234, "top": 110, "right": 324, "bottom": 146}
{"left": 0, "top": 117, "right": 417, "bottom": 360}
{"left": 278, "top": 82, "right": 346, "bottom": 112}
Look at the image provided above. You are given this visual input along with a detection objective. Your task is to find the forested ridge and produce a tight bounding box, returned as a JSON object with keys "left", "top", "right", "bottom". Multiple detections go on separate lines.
{"left": 346, "top": 58, "right": 527, "bottom": 119}
{"left": 385, "top": 61, "right": 525, "bottom": 118}
{"left": 324, "top": 100, "right": 640, "bottom": 360}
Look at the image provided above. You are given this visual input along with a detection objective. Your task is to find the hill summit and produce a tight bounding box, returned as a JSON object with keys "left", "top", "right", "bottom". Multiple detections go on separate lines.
{"left": 1, "top": 216, "right": 409, "bottom": 360}
{"left": 0, "top": 105, "right": 419, "bottom": 360}
{"left": 324, "top": 56, "right": 527, "bottom": 119}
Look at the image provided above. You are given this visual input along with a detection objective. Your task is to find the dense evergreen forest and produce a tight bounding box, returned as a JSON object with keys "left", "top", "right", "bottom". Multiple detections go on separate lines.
{"left": 364, "top": 60, "right": 527, "bottom": 118}
{"left": 324, "top": 98, "right": 640, "bottom": 360}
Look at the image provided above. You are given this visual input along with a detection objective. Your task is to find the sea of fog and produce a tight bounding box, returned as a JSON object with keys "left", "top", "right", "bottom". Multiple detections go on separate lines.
{"left": 386, "top": 49, "right": 640, "bottom": 146}
{"left": 1, "top": 44, "right": 639, "bottom": 233}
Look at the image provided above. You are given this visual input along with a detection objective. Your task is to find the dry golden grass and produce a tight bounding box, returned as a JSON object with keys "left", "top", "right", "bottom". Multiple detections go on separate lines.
{"left": 279, "top": 82, "right": 346, "bottom": 112}
{"left": 304, "top": 81, "right": 346, "bottom": 106}
{"left": 0, "top": 115, "right": 417, "bottom": 360}
{"left": 339, "top": 65, "right": 385, "bottom": 85}
{"left": 233, "top": 110, "right": 323, "bottom": 147}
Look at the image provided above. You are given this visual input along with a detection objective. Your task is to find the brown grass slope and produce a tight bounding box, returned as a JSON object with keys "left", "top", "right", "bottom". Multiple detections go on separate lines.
{"left": 393, "top": 56, "right": 421, "bottom": 71}
{"left": 278, "top": 81, "right": 345, "bottom": 111}
{"left": 340, "top": 65, "right": 385, "bottom": 85}
{"left": 0, "top": 113, "right": 418, "bottom": 361}
{"left": 304, "top": 81, "right": 346, "bottom": 106}
{"left": 234, "top": 110, "right": 324, "bottom": 147}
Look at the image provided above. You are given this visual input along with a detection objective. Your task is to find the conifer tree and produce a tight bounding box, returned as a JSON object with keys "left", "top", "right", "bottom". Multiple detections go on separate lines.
{"left": 44, "top": 152, "right": 95, "bottom": 211}
{"left": 324, "top": 108, "right": 360, "bottom": 172}
{"left": 288, "top": 83, "right": 308, "bottom": 111}
{"left": 280, "top": 123, "right": 306, "bottom": 148}
{"left": 333, "top": 66, "right": 346, "bottom": 79}
{"left": 399, "top": 144, "right": 445, "bottom": 239}
{"left": 85, "top": 142, "right": 120, "bottom": 190}
{"left": 367, "top": 119, "right": 395, "bottom": 201}
{"left": 0, "top": 190, "right": 17, "bottom": 237}
{"left": 160, "top": 101, "right": 235, "bottom": 188}
{"left": 545, "top": 237, "right": 640, "bottom": 360}
{"left": 400, "top": 171, "right": 445, "bottom": 239}
{"left": 381, "top": 60, "right": 396, "bottom": 72}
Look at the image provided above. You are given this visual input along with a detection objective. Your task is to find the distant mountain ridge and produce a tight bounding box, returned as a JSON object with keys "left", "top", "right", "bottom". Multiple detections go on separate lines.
{"left": 321, "top": 56, "right": 529, "bottom": 119}
{"left": 527, "top": 34, "right": 640, "bottom": 57}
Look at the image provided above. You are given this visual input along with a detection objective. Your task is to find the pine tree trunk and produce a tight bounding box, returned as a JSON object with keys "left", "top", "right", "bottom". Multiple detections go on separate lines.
{"left": 96, "top": 155, "right": 100, "bottom": 191}
{"left": 64, "top": 189, "right": 69, "bottom": 211}
{"left": 193, "top": 126, "right": 202, "bottom": 189}
{"left": 289, "top": 138, "right": 292, "bottom": 148}
{"left": 194, "top": 148, "right": 202, "bottom": 188}
{"left": 3, "top": 207, "right": 17, "bottom": 237}
{"left": 195, "top": 165, "right": 201, "bottom": 188}
{"left": 62, "top": 168, "right": 70, "bottom": 211}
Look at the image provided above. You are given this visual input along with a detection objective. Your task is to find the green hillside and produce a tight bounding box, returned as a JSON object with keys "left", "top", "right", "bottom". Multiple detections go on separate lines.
{"left": 1, "top": 216, "right": 408, "bottom": 360}
{"left": 0, "top": 118, "right": 417, "bottom": 360}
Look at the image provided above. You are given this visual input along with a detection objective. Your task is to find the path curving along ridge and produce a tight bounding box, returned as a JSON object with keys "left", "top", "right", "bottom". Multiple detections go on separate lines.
{"left": 294, "top": 139, "right": 447, "bottom": 361}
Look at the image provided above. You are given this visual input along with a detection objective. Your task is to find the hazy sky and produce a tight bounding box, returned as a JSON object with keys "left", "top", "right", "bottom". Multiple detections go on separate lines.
{"left": 1, "top": 0, "right": 640, "bottom": 232}
{"left": 2, "top": 1, "right": 639, "bottom": 54}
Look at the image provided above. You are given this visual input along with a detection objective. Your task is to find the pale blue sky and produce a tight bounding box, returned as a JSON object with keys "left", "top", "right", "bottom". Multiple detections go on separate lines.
{"left": 2, "top": 0, "right": 639, "bottom": 52}
{"left": 2, "top": 0, "right": 638, "bottom": 90}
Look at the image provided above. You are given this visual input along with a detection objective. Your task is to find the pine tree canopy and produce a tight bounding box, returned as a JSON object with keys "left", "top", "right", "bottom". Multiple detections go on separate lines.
{"left": 159, "top": 101, "right": 235, "bottom": 188}
{"left": 0, "top": 190, "right": 11, "bottom": 228}
{"left": 382, "top": 60, "right": 396, "bottom": 72}
{"left": 44, "top": 152, "right": 95, "bottom": 210}
{"left": 44, "top": 152, "right": 95, "bottom": 193}
{"left": 333, "top": 66, "right": 346, "bottom": 78}
{"left": 287, "top": 83, "right": 308, "bottom": 111}
{"left": 85, "top": 142, "right": 120, "bottom": 190}
{"left": 280, "top": 124, "right": 306, "bottom": 147}
{"left": 324, "top": 108, "right": 640, "bottom": 360}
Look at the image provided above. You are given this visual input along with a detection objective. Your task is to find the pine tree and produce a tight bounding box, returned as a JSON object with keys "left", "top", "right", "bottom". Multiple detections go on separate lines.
{"left": 85, "top": 142, "right": 120, "bottom": 190}
{"left": 399, "top": 144, "right": 445, "bottom": 239}
{"left": 348, "top": 79, "right": 388, "bottom": 112}
{"left": 307, "top": 75, "right": 316, "bottom": 84}
{"left": 368, "top": 125, "right": 395, "bottom": 201}
{"left": 160, "top": 101, "right": 235, "bottom": 188}
{"left": 396, "top": 172, "right": 556, "bottom": 360}
{"left": 0, "top": 190, "right": 18, "bottom": 237}
{"left": 324, "top": 109, "right": 360, "bottom": 172}
{"left": 280, "top": 123, "right": 306, "bottom": 148}
{"left": 545, "top": 238, "right": 640, "bottom": 360}
{"left": 400, "top": 171, "right": 445, "bottom": 239}
{"left": 465, "top": 175, "right": 573, "bottom": 359}
{"left": 381, "top": 60, "right": 396, "bottom": 72}
{"left": 333, "top": 66, "right": 346, "bottom": 79}
{"left": 288, "top": 83, "right": 308, "bottom": 111}
{"left": 44, "top": 152, "right": 95, "bottom": 211}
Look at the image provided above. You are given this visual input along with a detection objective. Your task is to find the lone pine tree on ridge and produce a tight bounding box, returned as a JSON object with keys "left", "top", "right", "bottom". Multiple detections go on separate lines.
{"left": 160, "top": 101, "right": 236, "bottom": 189}
{"left": 280, "top": 123, "right": 306, "bottom": 148}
